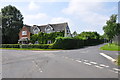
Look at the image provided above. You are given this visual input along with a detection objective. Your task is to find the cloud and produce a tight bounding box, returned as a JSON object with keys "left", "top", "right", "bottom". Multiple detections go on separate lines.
{"left": 62, "top": 0, "right": 109, "bottom": 25}
{"left": 62, "top": 0, "right": 115, "bottom": 34}
{"left": 28, "top": 1, "right": 40, "bottom": 11}
{"left": 50, "top": 17, "right": 70, "bottom": 23}
{"left": 24, "top": 13, "right": 48, "bottom": 25}
{"left": 1, "top": 0, "right": 119, "bottom": 2}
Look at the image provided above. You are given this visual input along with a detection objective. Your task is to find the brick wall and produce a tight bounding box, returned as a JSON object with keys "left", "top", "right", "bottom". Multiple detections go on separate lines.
{"left": 19, "top": 26, "right": 30, "bottom": 39}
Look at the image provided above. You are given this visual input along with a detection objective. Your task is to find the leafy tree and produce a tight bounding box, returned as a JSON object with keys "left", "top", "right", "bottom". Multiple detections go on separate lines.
{"left": 30, "top": 34, "right": 38, "bottom": 44}
{"left": 103, "top": 14, "right": 120, "bottom": 41}
{"left": 1, "top": 5, "right": 23, "bottom": 44}
{"left": 75, "top": 31, "right": 100, "bottom": 40}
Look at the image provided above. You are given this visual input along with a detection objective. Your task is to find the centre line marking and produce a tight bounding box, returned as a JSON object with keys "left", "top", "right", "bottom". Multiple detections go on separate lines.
{"left": 83, "top": 62, "right": 92, "bottom": 65}
{"left": 95, "top": 65, "right": 103, "bottom": 69}
{"left": 75, "top": 60, "right": 82, "bottom": 63}
{"left": 84, "top": 60, "right": 88, "bottom": 62}
{"left": 90, "top": 61, "right": 97, "bottom": 64}
{"left": 99, "top": 64, "right": 109, "bottom": 67}
{"left": 113, "top": 68, "right": 120, "bottom": 71}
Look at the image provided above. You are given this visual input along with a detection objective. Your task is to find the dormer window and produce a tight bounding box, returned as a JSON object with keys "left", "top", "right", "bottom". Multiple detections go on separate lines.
{"left": 22, "top": 31, "right": 27, "bottom": 35}
{"left": 45, "top": 25, "right": 53, "bottom": 33}
{"left": 33, "top": 26, "right": 40, "bottom": 34}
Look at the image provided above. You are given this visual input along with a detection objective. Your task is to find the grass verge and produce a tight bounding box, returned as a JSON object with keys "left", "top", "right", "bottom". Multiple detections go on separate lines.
{"left": 116, "top": 55, "right": 120, "bottom": 66}
{"left": 0, "top": 48, "right": 62, "bottom": 51}
{"left": 100, "top": 43, "right": 120, "bottom": 51}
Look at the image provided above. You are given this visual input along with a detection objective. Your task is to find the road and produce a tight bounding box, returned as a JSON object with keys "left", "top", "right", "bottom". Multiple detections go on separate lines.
{"left": 1, "top": 44, "right": 119, "bottom": 78}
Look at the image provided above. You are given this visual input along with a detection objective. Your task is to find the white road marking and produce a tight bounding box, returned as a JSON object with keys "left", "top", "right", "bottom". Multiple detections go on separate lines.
{"left": 32, "top": 61, "right": 43, "bottom": 72}
{"left": 75, "top": 60, "right": 82, "bottom": 63}
{"left": 90, "top": 61, "right": 97, "bottom": 64}
{"left": 99, "top": 64, "right": 109, "bottom": 68}
{"left": 100, "top": 53, "right": 116, "bottom": 62}
{"left": 113, "top": 68, "right": 120, "bottom": 71}
{"left": 84, "top": 60, "right": 88, "bottom": 62}
{"left": 83, "top": 62, "right": 92, "bottom": 65}
{"left": 95, "top": 65, "right": 103, "bottom": 69}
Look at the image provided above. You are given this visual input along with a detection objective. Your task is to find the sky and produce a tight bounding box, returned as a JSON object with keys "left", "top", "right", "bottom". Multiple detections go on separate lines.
{"left": 0, "top": 0, "right": 118, "bottom": 35}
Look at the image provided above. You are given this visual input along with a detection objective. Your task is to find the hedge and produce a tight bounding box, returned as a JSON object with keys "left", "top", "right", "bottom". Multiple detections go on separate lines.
{"left": 21, "top": 44, "right": 52, "bottom": 49}
{"left": 52, "top": 37, "right": 84, "bottom": 49}
{"left": 1, "top": 44, "right": 52, "bottom": 49}
{"left": 0, "top": 38, "right": 104, "bottom": 49}
{"left": 1, "top": 44, "right": 20, "bottom": 48}
{"left": 52, "top": 37, "right": 104, "bottom": 49}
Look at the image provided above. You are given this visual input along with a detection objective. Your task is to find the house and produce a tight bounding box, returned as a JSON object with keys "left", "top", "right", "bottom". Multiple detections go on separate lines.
{"left": 18, "top": 22, "right": 71, "bottom": 44}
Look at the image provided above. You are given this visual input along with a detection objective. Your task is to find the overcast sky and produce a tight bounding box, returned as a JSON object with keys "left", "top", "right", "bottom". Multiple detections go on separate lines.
{"left": 0, "top": 0, "right": 118, "bottom": 35}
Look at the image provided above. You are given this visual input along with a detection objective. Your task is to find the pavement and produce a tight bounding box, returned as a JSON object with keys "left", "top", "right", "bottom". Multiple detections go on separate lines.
{"left": 1, "top": 44, "right": 120, "bottom": 78}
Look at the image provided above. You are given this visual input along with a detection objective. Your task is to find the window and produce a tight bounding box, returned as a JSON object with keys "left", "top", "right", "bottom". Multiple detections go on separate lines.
{"left": 34, "top": 28, "right": 39, "bottom": 34}
{"left": 45, "top": 25, "right": 53, "bottom": 33}
{"left": 33, "top": 27, "right": 40, "bottom": 34}
{"left": 22, "top": 31, "right": 27, "bottom": 35}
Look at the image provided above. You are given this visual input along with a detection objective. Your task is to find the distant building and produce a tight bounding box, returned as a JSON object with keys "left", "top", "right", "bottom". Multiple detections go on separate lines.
{"left": 72, "top": 31, "right": 78, "bottom": 37}
{"left": 18, "top": 22, "right": 71, "bottom": 44}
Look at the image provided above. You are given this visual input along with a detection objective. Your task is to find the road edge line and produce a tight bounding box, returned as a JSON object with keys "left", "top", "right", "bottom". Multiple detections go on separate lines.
{"left": 100, "top": 53, "right": 116, "bottom": 62}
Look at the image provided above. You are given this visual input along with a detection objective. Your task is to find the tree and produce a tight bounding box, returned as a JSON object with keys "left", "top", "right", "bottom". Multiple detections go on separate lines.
{"left": 75, "top": 31, "right": 100, "bottom": 40}
{"left": 30, "top": 34, "right": 38, "bottom": 44}
{"left": 1, "top": 5, "right": 23, "bottom": 44}
{"left": 103, "top": 14, "right": 120, "bottom": 41}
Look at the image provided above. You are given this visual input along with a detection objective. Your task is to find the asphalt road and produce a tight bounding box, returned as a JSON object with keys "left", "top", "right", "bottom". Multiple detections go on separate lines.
{"left": 2, "top": 44, "right": 119, "bottom": 78}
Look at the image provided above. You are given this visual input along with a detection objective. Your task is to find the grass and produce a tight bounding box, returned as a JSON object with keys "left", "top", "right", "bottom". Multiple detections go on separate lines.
{"left": 0, "top": 48, "right": 62, "bottom": 51}
{"left": 115, "top": 55, "right": 120, "bottom": 66}
{"left": 100, "top": 43, "right": 120, "bottom": 51}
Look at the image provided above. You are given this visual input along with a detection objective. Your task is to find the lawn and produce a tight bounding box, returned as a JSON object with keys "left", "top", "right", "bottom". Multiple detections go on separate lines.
{"left": 0, "top": 48, "right": 61, "bottom": 51}
{"left": 100, "top": 43, "right": 120, "bottom": 51}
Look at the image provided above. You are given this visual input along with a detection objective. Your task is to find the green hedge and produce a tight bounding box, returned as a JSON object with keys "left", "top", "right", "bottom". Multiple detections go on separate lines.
{"left": 83, "top": 39, "right": 104, "bottom": 46}
{"left": 52, "top": 37, "right": 84, "bottom": 49}
{"left": 52, "top": 37, "right": 104, "bottom": 49}
{"left": 1, "top": 44, "right": 52, "bottom": 49}
{"left": 1, "top": 44, "right": 20, "bottom": 48}
{"left": 21, "top": 44, "right": 52, "bottom": 49}
{"left": 1, "top": 37, "right": 104, "bottom": 49}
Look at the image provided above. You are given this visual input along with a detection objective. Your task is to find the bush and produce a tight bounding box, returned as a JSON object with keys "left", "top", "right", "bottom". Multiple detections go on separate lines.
{"left": 0, "top": 38, "right": 104, "bottom": 50}
{"left": 84, "top": 39, "right": 104, "bottom": 46}
{"left": 1, "top": 44, "right": 52, "bottom": 49}
{"left": 52, "top": 37, "right": 84, "bottom": 49}
{"left": 52, "top": 37, "right": 104, "bottom": 49}
{"left": 1, "top": 44, "right": 20, "bottom": 48}
{"left": 21, "top": 44, "right": 51, "bottom": 49}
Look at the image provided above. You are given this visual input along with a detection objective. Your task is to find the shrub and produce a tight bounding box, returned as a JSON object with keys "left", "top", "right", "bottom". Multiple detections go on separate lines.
{"left": 52, "top": 37, "right": 104, "bottom": 49}
{"left": 1, "top": 44, "right": 20, "bottom": 48}
{"left": 21, "top": 44, "right": 51, "bottom": 49}
{"left": 1, "top": 44, "right": 52, "bottom": 49}
{"left": 52, "top": 37, "right": 84, "bottom": 49}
